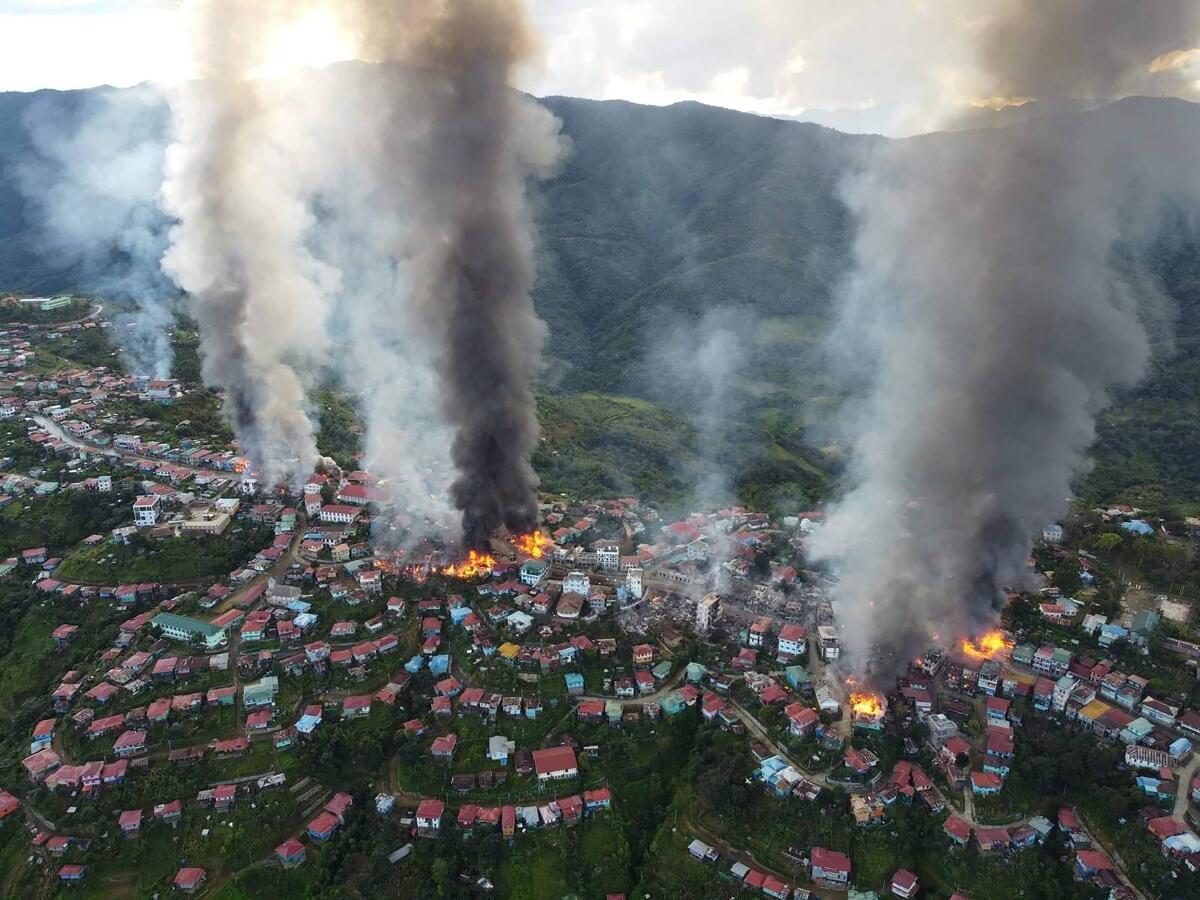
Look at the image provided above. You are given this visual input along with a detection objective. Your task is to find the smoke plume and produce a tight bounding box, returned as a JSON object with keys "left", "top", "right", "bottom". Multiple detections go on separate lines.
{"left": 15, "top": 86, "right": 176, "bottom": 378}
{"left": 810, "top": 0, "right": 1200, "bottom": 678}
{"left": 291, "top": 61, "right": 460, "bottom": 537}
{"left": 339, "top": 0, "right": 567, "bottom": 548}
{"left": 655, "top": 308, "right": 751, "bottom": 515}
{"left": 160, "top": 0, "right": 334, "bottom": 487}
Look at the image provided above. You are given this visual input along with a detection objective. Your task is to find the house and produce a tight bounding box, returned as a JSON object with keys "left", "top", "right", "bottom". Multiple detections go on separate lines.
{"left": 488, "top": 735, "right": 515, "bottom": 765}
{"left": 174, "top": 867, "right": 207, "bottom": 893}
{"left": 1075, "top": 850, "right": 1114, "bottom": 880}
{"left": 133, "top": 494, "right": 160, "bottom": 526}
{"left": 777, "top": 623, "right": 807, "bottom": 658}
{"left": 970, "top": 771, "right": 1003, "bottom": 795}
{"left": 118, "top": 809, "right": 142, "bottom": 837}
{"left": 975, "top": 826, "right": 1011, "bottom": 853}
{"left": 532, "top": 746, "right": 578, "bottom": 782}
{"left": 113, "top": 729, "right": 147, "bottom": 758}
{"left": 58, "top": 865, "right": 85, "bottom": 883}
{"left": 785, "top": 702, "right": 819, "bottom": 738}
{"left": 343, "top": 695, "right": 373, "bottom": 719}
{"left": 810, "top": 846, "right": 851, "bottom": 887}
{"left": 944, "top": 815, "right": 972, "bottom": 846}
{"left": 307, "top": 811, "right": 340, "bottom": 842}
{"left": 430, "top": 734, "right": 458, "bottom": 760}
{"left": 416, "top": 798, "right": 445, "bottom": 837}
{"left": 213, "top": 783, "right": 237, "bottom": 811}
{"left": 275, "top": 837, "right": 306, "bottom": 868}
{"left": 891, "top": 869, "right": 920, "bottom": 899}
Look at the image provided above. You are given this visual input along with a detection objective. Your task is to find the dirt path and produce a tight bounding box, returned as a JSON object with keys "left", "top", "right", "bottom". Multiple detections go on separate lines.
{"left": 1174, "top": 751, "right": 1200, "bottom": 820}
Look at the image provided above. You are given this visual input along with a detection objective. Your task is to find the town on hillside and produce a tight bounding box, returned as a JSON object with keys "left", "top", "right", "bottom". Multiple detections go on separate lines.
{"left": 1, "top": 305, "right": 1199, "bottom": 898}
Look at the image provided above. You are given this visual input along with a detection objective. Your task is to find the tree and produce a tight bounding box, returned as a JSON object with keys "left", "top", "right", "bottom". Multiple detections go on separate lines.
{"left": 1051, "top": 557, "right": 1083, "bottom": 596}
{"left": 1095, "top": 532, "right": 1123, "bottom": 557}
{"left": 430, "top": 857, "right": 449, "bottom": 896}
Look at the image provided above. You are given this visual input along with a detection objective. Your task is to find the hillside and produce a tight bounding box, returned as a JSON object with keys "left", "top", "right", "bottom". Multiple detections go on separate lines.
{"left": 1, "top": 84, "right": 1198, "bottom": 513}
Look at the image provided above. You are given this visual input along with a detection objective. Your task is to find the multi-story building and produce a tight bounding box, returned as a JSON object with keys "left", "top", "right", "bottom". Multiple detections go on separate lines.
{"left": 817, "top": 625, "right": 840, "bottom": 661}
{"left": 625, "top": 567, "right": 643, "bottom": 600}
{"left": 562, "top": 571, "right": 590, "bottom": 596}
{"left": 696, "top": 593, "right": 721, "bottom": 634}
{"left": 595, "top": 541, "right": 620, "bottom": 570}
{"left": 133, "top": 495, "right": 160, "bottom": 527}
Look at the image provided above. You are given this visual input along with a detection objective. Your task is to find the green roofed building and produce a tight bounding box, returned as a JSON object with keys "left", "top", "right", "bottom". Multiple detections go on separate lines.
{"left": 243, "top": 676, "right": 280, "bottom": 709}
{"left": 151, "top": 612, "right": 228, "bottom": 649}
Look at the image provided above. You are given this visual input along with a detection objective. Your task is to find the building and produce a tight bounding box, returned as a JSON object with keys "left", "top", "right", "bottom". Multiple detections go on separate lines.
{"left": 811, "top": 846, "right": 851, "bottom": 887}
{"left": 275, "top": 837, "right": 306, "bottom": 868}
{"left": 319, "top": 504, "right": 358, "bottom": 525}
{"left": 532, "top": 746, "right": 578, "bottom": 782}
{"left": 696, "top": 593, "right": 721, "bottom": 633}
{"left": 416, "top": 798, "right": 445, "bottom": 837}
{"left": 133, "top": 495, "right": 160, "bottom": 527}
{"left": 777, "top": 623, "right": 807, "bottom": 658}
{"left": 625, "top": 567, "right": 644, "bottom": 600}
{"left": 174, "top": 867, "right": 206, "bottom": 893}
{"left": 519, "top": 559, "right": 548, "bottom": 587}
{"left": 891, "top": 869, "right": 920, "bottom": 899}
{"left": 817, "top": 625, "right": 840, "bottom": 661}
{"left": 595, "top": 540, "right": 620, "bottom": 569}
{"left": 151, "top": 612, "right": 228, "bottom": 650}
{"left": 562, "top": 571, "right": 590, "bottom": 596}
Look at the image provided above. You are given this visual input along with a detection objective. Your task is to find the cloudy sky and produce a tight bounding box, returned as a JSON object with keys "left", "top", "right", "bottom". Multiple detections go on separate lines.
{"left": 2, "top": 1, "right": 1198, "bottom": 136}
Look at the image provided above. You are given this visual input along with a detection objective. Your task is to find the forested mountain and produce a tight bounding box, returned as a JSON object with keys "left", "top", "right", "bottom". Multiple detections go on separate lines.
{"left": 0, "top": 83, "right": 1196, "bottom": 512}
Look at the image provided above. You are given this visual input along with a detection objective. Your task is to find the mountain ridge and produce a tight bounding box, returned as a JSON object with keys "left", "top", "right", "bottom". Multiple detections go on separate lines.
{"left": 0, "top": 83, "right": 1197, "bottom": 512}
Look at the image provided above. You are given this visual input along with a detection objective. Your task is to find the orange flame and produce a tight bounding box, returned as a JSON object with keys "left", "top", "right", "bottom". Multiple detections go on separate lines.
{"left": 850, "top": 692, "right": 884, "bottom": 718}
{"left": 516, "top": 531, "right": 551, "bottom": 559}
{"left": 960, "top": 630, "right": 1014, "bottom": 661}
{"left": 442, "top": 549, "right": 496, "bottom": 579}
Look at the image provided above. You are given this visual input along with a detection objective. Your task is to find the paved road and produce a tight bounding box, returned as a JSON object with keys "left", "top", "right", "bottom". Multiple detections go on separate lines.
{"left": 31, "top": 413, "right": 235, "bottom": 479}
{"left": 574, "top": 668, "right": 687, "bottom": 704}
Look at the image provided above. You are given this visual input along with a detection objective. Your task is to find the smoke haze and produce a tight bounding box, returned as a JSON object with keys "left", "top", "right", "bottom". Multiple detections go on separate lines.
{"left": 809, "top": 0, "right": 1200, "bottom": 679}
{"left": 340, "top": 0, "right": 567, "bottom": 548}
{"left": 160, "top": 0, "right": 334, "bottom": 488}
{"left": 15, "top": 87, "right": 175, "bottom": 378}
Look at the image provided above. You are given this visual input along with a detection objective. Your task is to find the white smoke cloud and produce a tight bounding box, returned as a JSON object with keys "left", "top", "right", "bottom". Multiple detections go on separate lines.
{"left": 15, "top": 85, "right": 176, "bottom": 378}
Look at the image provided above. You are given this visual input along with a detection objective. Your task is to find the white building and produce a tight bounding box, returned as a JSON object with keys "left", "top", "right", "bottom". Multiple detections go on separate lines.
{"left": 319, "top": 504, "right": 358, "bottom": 525}
{"left": 696, "top": 593, "right": 721, "bottom": 633}
{"left": 625, "top": 567, "right": 643, "bottom": 600}
{"left": 777, "top": 623, "right": 807, "bottom": 658}
{"left": 1042, "top": 524, "right": 1064, "bottom": 544}
{"left": 595, "top": 541, "right": 620, "bottom": 570}
{"left": 562, "top": 571, "right": 590, "bottom": 596}
{"left": 1052, "top": 675, "right": 1077, "bottom": 713}
{"left": 817, "top": 625, "right": 840, "bottom": 661}
{"left": 926, "top": 713, "right": 958, "bottom": 748}
{"left": 96, "top": 475, "right": 112, "bottom": 493}
{"left": 686, "top": 539, "right": 709, "bottom": 561}
{"left": 133, "top": 495, "right": 160, "bottom": 527}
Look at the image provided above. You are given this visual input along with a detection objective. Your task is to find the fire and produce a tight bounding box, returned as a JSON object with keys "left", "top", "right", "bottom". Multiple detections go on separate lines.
{"left": 442, "top": 549, "right": 496, "bottom": 579}
{"left": 850, "top": 692, "right": 884, "bottom": 718}
{"left": 960, "top": 630, "right": 1014, "bottom": 661}
{"left": 516, "top": 531, "right": 551, "bottom": 559}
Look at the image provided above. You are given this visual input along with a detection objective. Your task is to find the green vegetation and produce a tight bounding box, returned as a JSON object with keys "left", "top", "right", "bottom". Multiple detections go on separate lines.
{"left": 0, "top": 296, "right": 90, "bottom": 323}
{"left": 55, "top": 523, "right": 273, "bottom": 583}
{"left": 0, "top": 490, "right": 126, "bottom": 558}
